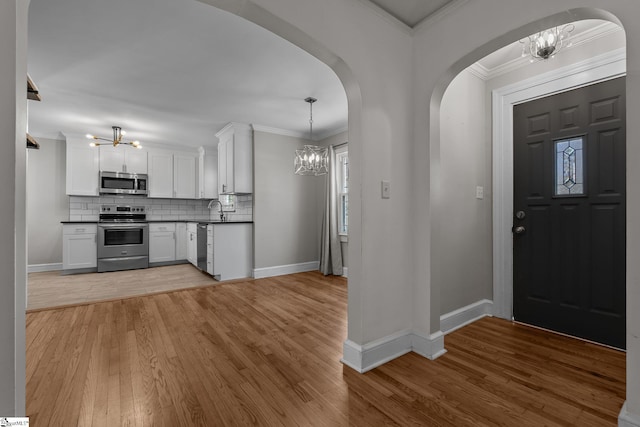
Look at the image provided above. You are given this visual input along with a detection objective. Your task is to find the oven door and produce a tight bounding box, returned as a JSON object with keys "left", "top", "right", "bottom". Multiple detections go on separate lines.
{"left": 97, "top": 223, "right": 149, "bottom": 259}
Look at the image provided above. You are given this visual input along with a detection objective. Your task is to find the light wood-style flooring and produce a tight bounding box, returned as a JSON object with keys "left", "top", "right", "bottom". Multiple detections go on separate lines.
{"left": 27, "top": 264, "right": 217, "bottom": 311}
{"left": 26, "top": 270, "right": 625, "bottom": 426}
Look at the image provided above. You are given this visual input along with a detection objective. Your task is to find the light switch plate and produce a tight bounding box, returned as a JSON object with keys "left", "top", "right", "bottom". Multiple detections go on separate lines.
{"left": 476, "top": 186, "right": 484, "bottom": 199}
{"left": 381, "top": 180, "right": 391, "bottom": 199}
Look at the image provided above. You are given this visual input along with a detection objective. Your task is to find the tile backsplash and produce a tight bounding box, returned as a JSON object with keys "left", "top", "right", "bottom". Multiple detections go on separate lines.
{"left": 68, "top": 195, "right": 253, "bottom": 222}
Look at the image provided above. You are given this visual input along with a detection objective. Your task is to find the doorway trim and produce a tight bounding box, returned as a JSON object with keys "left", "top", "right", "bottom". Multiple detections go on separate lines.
{"left": 491, "top": 47, "right": 626, "bottom": 320}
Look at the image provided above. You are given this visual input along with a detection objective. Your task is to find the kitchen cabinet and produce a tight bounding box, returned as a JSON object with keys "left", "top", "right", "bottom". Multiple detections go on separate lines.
{"left": 175, "top": 222, "right": 188, "bottom": 260}
{"left": 216, "top": 123, "right": 253, "bottom": 195}
{"left": 148, "top": 149, "right": 174, "bottom": 198}
{"left": 209, "top": 223, "right": 253, "bottom": 280}
{"left": 99, "top": 145, "right": 148, "bottom": 174}
{"left": 148, "top": 149, "right": 197, "bottom": 198}
{"left": 174, "top": 153, "right": 197, "bottom": 199}
{"left": 149, "top": 223, "right": 176, "bottom": 263}
{"left": 186, "top": 222, "right": 198, "bottom": 266}
{"left": 62, "top": 224, "right": 97, "bottom": 271}
{"left": 197, "top": 146, "right": 218, "bottom": 199}
{"left": 66, "top": 138, "right": 99, "bottom": 196}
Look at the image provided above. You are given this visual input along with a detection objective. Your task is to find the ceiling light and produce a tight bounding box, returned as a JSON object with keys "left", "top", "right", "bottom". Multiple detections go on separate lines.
{"left": 520, "top": 24, "right": 574, "bottom": 61}
{"left": 295, "top": 97, "right": 328, "bottom": 176}
{"left": 86, "top": 126, "right": 142, "bottom": 149}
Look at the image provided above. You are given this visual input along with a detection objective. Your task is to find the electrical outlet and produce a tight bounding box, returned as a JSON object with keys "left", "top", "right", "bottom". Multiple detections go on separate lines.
{"left": 476, "top": 186, "right": 484, "bottom": 200}
{"left": 381, "top": 180, "right": 391, "bottom": 199}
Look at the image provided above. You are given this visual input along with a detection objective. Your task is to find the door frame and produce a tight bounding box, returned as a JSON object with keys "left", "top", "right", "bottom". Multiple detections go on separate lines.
{"left": 491, "top": 47, "right": 626, "bottom": 320}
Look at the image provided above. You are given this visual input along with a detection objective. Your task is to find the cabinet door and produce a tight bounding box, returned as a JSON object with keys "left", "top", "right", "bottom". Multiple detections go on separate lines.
{"left": 197, "top": 148, "right": 218, "bottom": 199}
{"left": 125, "top": 148, "right": 148, "bottom": 174}
{"left": 175, "top": 223, "right": 188, "bottom": 260}
{"left": 187, "top": 230, "right": 197, "bottom": 266}
{"left": 149, "top": 231, "right": 176, "bottom": 263}
{"left": 174, "top": 153, "right": 197, "bottom": 199}
{"left": 66, "top": 140, "right": 99, "bottom": 196}
{"left": 148, "top": 150, "right": 174, "bottom": 198}
{"left": 233, "top": 125, "right": 253, "bottom": 193}
{"left": 63, "top": 233, "right": 97, "bottom": 269}
{"left": 217, "top": 138, "right": 227, "bottom": 195}
{"left": 99, "top": 145, "right": 125, "bottom": 172}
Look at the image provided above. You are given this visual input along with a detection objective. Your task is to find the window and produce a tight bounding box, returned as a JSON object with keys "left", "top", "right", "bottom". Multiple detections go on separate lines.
{"left": 335, "top": 145, "right": 348, "bottom": 235}
{"left": 554, "top": 137, "right": 585, "bottom": 196}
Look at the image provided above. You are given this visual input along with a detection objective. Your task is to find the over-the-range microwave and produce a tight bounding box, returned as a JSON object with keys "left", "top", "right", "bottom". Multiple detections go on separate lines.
{"left": 99, "top": 171, "right": 148, "bottom": 196}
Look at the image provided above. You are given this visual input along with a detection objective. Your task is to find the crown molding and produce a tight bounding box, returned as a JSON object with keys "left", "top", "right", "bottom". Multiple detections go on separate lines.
{"left": 478, "top": 22, "right": 624, "bottom": 81}
{"left": 414, "top": 0, "right": 470, "bottom": 34}
{"left": 466, "top": 63, "right": 490, "bottom": 80}
{"left": 251, "top": 124, "right": 308, "bottom": 139}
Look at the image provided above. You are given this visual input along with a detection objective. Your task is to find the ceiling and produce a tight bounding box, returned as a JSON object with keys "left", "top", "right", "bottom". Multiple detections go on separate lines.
{"left": 366, "top": 0, "right": 455, "bottom": 27}
{"left": 27, "top": 0, "right": 348, "bottom": 148}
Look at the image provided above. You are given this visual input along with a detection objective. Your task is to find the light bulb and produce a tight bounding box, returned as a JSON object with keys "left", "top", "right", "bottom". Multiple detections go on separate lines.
{"left": 86, "top": 134, "right": 94, "bottom": 139}
{"left": 89, "top": 142, "right": 96, "bottom": 147}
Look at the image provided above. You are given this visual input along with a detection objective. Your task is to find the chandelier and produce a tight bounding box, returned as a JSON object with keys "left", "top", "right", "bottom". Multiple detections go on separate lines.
{"left": 294, "top": 97, "right": 328, "bottom": 176}
{"left": 86, "top": 126, "right": 142, "bottom": 149}
{"left": 520, "top": 24, "right": 574, "bottom": 61}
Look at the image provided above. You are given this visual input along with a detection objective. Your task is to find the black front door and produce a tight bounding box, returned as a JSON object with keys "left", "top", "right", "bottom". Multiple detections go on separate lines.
{"left": 513, "top": 76, "right": 626, "bottom": 349}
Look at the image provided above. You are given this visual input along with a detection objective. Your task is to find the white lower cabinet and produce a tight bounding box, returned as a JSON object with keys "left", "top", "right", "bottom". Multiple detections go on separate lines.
{"left": 63, "top": 224, "right": 97, "bottom": 270}
{"left": 149, "top": 223, "right": 176, "bottom": 263}
{"left": 209, "top": 223, "right": 253, "bottom": 281}
{"left": 186, "top": 223, "right": 198, "bottom": 267}
{"left": 175, "top": 223, "right": 188, "bottom": 260}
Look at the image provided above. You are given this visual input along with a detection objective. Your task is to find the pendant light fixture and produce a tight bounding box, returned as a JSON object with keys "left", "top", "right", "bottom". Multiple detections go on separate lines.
{"left": 86, "top": 126, "right": 142, "bottom": 149}
{"left": 295, "top": 97, "right": 328, "bottom": 176}
{"left": 520, "top": 24, "right": 574, "bottom": 61}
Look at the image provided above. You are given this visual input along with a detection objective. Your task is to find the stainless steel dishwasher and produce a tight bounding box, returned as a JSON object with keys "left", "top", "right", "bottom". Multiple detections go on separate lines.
{"left": 197, "top": 223, "right": 208, "bottom": 271}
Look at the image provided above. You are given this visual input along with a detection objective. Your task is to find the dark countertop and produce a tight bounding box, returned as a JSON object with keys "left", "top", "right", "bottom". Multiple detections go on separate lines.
{"left": 61, "top": 221, "right": 99, "bottom": 224}
{"left": 62, "top": 220, "right": 253, "bottom": 224}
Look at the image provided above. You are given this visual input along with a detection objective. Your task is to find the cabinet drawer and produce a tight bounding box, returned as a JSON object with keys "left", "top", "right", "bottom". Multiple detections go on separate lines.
{"left": 63, "top": 224, "right": 97, "bottom": 235}
{"left": 149, "top": 222, "right": 176, "bottom": 233}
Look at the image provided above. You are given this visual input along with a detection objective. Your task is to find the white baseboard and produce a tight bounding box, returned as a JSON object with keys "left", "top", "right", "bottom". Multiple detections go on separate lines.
{"left": 28, "top": 263, "right": 63, "bottom": 273}
{"left": 341, "top": 329, "right": 446, "bottom": 373}
{"left": 342, "top": 267, "right": 348, "bottom": 278}
{"left": 620, "top": 402, "right": 640, "bottom": 427}
{"left": 253, "top": 261, "right": 319, "bottom": 279}
{"left": 440, "top": 299, "right": 494, "bottom": 334}
{"left": 412, "top": 331, "right": 447, "bottom": 360}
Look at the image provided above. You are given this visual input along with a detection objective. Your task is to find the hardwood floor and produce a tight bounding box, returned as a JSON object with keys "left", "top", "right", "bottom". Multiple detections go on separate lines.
{"left": 26, "top": 270, "right": 625, "bottom": 426}
{"left": 27, "top": 264, "right": 217, "bottom": 311}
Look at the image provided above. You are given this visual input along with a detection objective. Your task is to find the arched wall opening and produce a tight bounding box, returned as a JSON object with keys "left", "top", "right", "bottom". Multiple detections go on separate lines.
{"left": 423, "top": 5, "right": 638, "bottom": 423}
{"left": 195, "top": 0, "right": 364, "bottom": 341}
{"left": 434, "top": 15, "right": 626, "bottom": 328}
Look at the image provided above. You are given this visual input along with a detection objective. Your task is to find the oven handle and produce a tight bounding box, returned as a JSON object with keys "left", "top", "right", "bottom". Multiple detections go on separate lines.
{"left": 98, "top": 223, "right": 148, "bottom": 229}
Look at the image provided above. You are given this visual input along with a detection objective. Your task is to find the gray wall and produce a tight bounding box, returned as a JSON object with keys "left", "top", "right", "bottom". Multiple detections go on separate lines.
{"left": 436, "top": 69, "right": 492, "bottom": 315}
{"left": 254, "top": 131, "right": 324, "bottom": 269}
{"left": 320, "top": 131, "right": 348, "bottom": 268}
{"left": 27, "top": 137, "right": 68, "bottom": 266}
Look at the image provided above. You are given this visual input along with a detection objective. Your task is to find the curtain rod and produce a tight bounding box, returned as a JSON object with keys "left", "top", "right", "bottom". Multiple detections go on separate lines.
{"left": 332, "top": 141, "right": 348, "bottom": 149}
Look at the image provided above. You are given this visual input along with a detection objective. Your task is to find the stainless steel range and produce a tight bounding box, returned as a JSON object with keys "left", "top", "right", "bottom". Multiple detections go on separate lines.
{"left": 97, "top": 204, "right": 149, "bottom": 272}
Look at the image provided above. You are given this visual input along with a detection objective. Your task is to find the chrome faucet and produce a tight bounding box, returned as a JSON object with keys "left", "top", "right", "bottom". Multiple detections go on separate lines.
{"left": 207, "top": 199, "right": 226, "bottom": 222}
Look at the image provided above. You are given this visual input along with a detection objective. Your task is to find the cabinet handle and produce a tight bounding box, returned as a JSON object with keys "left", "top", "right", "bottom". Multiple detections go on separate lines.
{"left": 173, "top": 232, "right": 176, "bottom": 240}
{"left": 94, "top": 235, "right": 97, "bottom": 243}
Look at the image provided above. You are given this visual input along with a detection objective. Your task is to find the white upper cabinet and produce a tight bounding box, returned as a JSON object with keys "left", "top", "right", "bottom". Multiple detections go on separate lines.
{"left": 125, "top": 148, "right": 148, "bottom": 174}
{"left": 216, "top": 123, "right": 253, "bottom": 195}
{"left": 148, "top": 148, "right": 197, "bottom": 198}
{"left": 99, "top": 146, "right": 148, "bottom": 174}
{"left": 148, "top": 149, "right": 174, "bottom": 198}
{"left": 66, "top": 137, "right": 99, "bottom": 196}
{"left": 197, "top": 146, "right": 218, "bottom": 199}
{"left": 174, "top": 153, "right": 197, "bottom": 199}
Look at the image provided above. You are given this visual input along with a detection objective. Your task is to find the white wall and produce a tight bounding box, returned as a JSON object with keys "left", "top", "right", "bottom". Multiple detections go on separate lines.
{"left": 27, "top": 137, "right": 67, "bottom": 266}
{"left": 0, "top": 0, "right": 28, "bottom": 415}
{"left": 253, "top": 131, "right": 324, "bottom": 269}
{"left": 437, "top": 69, "right": 491, "bottom": 315}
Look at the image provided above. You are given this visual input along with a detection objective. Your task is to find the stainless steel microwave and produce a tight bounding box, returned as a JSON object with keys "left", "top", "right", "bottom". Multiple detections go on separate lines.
{"left": 99, "top": 171, "right": 148, "bottom": 196}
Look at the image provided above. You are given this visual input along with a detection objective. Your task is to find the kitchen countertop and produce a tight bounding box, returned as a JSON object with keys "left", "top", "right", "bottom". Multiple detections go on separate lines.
{"left": 62, "top": 220, "right": 254, "bottom": 224}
